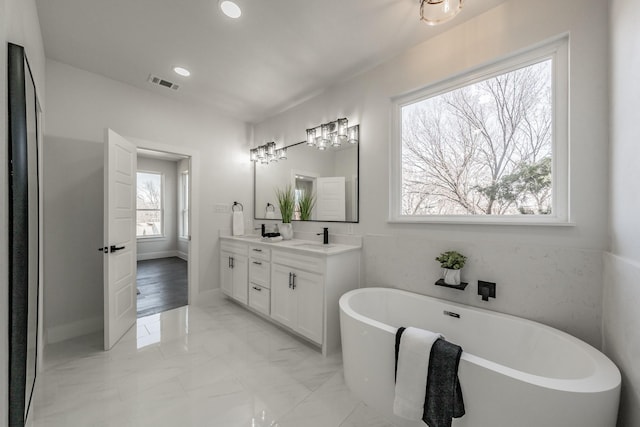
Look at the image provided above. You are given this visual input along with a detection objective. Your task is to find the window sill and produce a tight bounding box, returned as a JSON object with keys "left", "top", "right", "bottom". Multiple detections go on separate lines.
{"left": 137, "top": 236, "right": 166, "bottom": 241}
{"left": 178, "top": 236, "right": 189, "bottom": 241}
{"left": 388, "top": 216, "right": 574, "bottom": 227}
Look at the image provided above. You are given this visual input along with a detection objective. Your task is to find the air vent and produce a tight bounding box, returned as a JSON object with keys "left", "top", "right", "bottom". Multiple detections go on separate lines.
{"left": 147, "top": 74, "right": 180, "bottom": 91}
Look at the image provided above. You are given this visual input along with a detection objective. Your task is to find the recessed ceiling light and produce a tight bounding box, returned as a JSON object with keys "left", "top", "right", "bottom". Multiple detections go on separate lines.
{"left": 173, "top": 67, "right": 191, "bottom": 77}
{"left": 219, "top": 0, "right": 241, "bottom": 18}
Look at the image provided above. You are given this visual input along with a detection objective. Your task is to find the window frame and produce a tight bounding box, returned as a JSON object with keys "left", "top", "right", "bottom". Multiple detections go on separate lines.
{"left": 179, "top": 170, "right": 189, "bottom": 239}
{"left": 136, "top": 170, "right": 165, "bottom": 239}
{"left": 389, "top": 36, "right": 570, "bottom": 225}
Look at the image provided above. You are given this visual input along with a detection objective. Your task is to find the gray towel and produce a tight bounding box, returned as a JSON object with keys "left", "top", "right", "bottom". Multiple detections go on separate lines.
{"left": 394, "top": 327, "right": 465, "bottom": 427}
{"left": 424, "top": 338, "right": 465, "bottom": 427}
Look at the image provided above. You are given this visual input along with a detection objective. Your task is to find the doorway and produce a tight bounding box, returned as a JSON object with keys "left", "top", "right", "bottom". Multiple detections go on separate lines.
{"left": 135, "top": 149, "right": 191, "bottom": 318}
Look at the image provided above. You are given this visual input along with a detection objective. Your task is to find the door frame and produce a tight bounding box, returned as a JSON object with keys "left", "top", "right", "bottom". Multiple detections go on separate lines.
{"left": 128, "top": 137, "right": 200, "bottom": 304}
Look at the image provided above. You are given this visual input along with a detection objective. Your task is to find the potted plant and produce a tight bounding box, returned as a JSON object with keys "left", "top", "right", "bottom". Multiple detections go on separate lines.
{"left": 275, "top": 185, "right": 294, "bottom": 239}
{"left": 435, "top": 250, "right": 467, "bottom": 285}
{"left": 298, "top": 190, "right": 315, "bottom": 221}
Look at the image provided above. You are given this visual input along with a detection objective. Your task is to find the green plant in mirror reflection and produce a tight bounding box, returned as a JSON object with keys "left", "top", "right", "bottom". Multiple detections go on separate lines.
{"left": 298, "top": 190, "right": 316, "bottom": 221}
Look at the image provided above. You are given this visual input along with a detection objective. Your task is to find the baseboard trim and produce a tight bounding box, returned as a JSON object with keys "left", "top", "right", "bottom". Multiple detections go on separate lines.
{"left": 137, "top": 250, "right": 179, "bottom": 261}
{"left": 177, "top": 251, "right": 188, "bottom": 261}
{"left": 46, "top": 316, "right": 103, "bottom": 344}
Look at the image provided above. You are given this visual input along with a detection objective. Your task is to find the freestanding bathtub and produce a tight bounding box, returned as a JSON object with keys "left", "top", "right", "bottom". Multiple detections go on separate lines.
{"left": 339, "top": 287, "right": 620, "bottom": 427}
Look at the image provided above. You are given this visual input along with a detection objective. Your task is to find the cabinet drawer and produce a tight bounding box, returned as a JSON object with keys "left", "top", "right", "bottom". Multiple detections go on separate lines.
{"left": 221, "top": 240, "right": 248, "bottom": 256}
{"left": 249, "top": 284, "right": 270, "bottom": 316}
{"left": 249, "top": 258, "right": 271, "bottom": 288}
{"left": 249, "top": 245, "right": 270, "bottom": 261}
{"left": 272, "top": 250, "right": 325, "bottom": 274}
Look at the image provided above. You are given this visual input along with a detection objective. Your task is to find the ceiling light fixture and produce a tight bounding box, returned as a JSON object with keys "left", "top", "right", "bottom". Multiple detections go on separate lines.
{"left": 419, "top": 0, "right": 463, "bottom": 26}
{"left": 219, "top": 0, "right": 241, "bottom": 19}
{"left": 173, "top": 67, "right": 191, "bottom": 77}
{"left": 306, "top": 118, "right": 359, "bottom": 151}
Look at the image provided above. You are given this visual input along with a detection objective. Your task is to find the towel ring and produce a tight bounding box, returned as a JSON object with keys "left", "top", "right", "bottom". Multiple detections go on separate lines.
{"left": 232, "top": 201, "right": 243, "bottom": 212}
{"left": 265, "top": 203, "right": 275, "bottom": 212}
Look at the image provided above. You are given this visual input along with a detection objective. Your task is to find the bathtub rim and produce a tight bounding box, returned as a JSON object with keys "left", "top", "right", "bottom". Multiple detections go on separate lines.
{"left": 339, "top": 287, "right": 621, "bottom": 394}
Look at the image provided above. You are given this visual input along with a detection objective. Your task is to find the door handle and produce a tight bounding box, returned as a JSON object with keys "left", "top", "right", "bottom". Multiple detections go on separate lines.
{"left": 110, "top": 245, "right": 125, "bottom": 253}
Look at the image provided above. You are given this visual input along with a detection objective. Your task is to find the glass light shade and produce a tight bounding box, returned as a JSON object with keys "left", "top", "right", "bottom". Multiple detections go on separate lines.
{"left": 249, "top": 148, "right": 258, "bottom": 162}
{"left": 257, "top": 145, "right": 266, "bottom": 159}
{"left": 337, "top": 118, "right": 348, "bottom": 143}
{"left": 330, "top": 132, "right": 341, "bottom": 147}
{"left": 278, "top": 148, "right": 287, "bottom": 160}
{"left": 260, "top": 156, "right": 269, "bottom": 165}
{"left": 306, "top": 128, "right": 317, "bottom": 146}
{"left": 316, "top": 138, "right": 327, "bottom": 151}
{"left": 266, "top": 142, "right": 276, "bottom": 157}
{"left": 419, "top": 0, "right": 463, "bottom": 26}
{"left": 348, "top": 126, "right": 359, "bottom": 144}
{"left": 321, "top": 123, "right": 331, "bottom": 144}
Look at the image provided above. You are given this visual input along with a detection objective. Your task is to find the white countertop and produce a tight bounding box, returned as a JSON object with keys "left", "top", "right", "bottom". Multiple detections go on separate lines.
{"left": 220, "top": 235, "right": 361, "bottom": 256}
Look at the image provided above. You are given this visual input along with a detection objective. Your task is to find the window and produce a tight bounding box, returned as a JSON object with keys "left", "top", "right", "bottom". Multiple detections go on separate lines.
{"left": 136, "top": 171, "right": 163, "bottom": 237}
{"left": 390, "top": 37, "right": 568, "bottom": 224}
{"left": 179, "top": 171, "right": 189, "bottom": 238}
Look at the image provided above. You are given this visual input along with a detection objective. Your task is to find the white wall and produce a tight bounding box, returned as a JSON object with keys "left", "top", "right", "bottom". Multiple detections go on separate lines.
{"left": 43, "top": 59, "right": 251, "bottom": 342}
{"left": 604, "top": 0, "right": 640, "bottom": 426}
{"left": 136, "top": 156, "right": 178, "bottom": 260}
{"left": 253, "top": 0, "right": 609, "bottom": 347}
{"left": 1, "top": 0, "right": 45, "bottom": 423}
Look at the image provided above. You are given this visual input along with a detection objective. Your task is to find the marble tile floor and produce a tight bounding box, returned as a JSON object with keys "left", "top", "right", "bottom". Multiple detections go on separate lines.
{"left": 29, "top": 291, "right": 396, "bottom": 427}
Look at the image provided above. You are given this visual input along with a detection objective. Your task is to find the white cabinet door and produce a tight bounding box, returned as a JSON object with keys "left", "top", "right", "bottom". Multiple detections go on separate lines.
{"left": 220, "top": 251, "right": 233, "bottom": 296}
{"left": 232, "top": 255, "right": 248, "bottom": 304}
{"left": 294, "top": 270, "right": 323, "bottom": 344}
{"left": 270, "top": 264, "right": 296, "bottom": 330}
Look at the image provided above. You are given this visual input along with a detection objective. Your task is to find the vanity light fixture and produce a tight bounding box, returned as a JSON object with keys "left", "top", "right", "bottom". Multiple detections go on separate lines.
{"left": 419, "top": 0, "right": 463, "bottom": 26}
{"left": 250, "top": 141, "right": 287, "bottom": 164}
{"left": 173, "top": 66, "right": 191, "bottom": 77}
{"left": 219, "top": 0, "right": 242, "bottom": 18}
{"left": 305, "top": 118, "right": 359, "bottom": 150}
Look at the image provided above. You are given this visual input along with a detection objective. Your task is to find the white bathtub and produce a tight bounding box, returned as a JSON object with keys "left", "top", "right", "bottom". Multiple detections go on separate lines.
{"left": 339, "top": 287, "right": 620, "bottom": 427}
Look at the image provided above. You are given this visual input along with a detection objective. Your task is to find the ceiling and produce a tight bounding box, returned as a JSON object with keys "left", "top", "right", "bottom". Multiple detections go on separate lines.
{"left": 36, "top": 0, "right": 505, "bottom": 123}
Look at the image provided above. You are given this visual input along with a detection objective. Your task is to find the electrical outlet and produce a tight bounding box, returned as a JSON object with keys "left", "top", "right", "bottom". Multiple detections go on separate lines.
{"left": 214, "top": 203, "right": 230, "bottom": 213}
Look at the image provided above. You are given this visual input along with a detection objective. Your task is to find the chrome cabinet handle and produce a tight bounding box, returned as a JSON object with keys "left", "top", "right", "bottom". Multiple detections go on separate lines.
{"left": 252, "top": 248, "right": 263, "bottom": 252}
{"left": 288, "top": 272, "right": 292, "bottom": 288}
{"left": 253, "top": 286, "right": 262, "bottom": 292}
{"left": 292, "top": 273, "right": 297, "bottom": 290}
{"left": 252, "top": 261, "right": 262, "bottom": 265}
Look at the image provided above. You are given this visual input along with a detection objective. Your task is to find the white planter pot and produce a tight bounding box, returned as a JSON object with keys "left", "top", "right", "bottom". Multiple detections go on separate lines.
{"left": 443, "top": 268, "right": 461, "bottom": 286}
{"left": 279, "top": 223, "right": 293, "bottom": 240}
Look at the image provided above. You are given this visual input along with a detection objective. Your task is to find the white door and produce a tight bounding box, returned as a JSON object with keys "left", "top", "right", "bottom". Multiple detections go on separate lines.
{"left": 270, "top": 264, "right": 296, "bottom": 329}
{"left": 316, "top": 177, "right": 346, "bottom": 221}
{"left": 103, "top": 129, "right": 137, "bottom": 350}
{"left": 232, "top": 255, "right": 248, "bottom": 304}
{"left": 295, "top": 270, "right": 323, "bottom": 344}
{"left": 220, "top": 251, "right": 233, "bottom": 296}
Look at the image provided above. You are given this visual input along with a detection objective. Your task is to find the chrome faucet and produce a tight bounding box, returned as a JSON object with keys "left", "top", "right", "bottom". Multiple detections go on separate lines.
{"left": 317, "top": 227, "right": 329, "bottom": 244}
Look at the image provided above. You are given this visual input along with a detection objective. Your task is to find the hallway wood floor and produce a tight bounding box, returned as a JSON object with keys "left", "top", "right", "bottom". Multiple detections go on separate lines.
{"left": 137, "top": 257, "right": 188, "bottom": 318}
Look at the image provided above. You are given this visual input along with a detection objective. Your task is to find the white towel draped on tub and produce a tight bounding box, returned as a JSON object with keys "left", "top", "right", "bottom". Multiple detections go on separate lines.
{"left": 394, "top": 326, "right": 444, "bottom": 421}
{"left": 232, "top": 210, "right": 244, "bottom": 236}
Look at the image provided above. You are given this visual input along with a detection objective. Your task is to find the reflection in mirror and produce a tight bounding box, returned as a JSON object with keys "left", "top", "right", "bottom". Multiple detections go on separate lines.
{"left": 254, "top": 133, "right": 358, "bottom": 222}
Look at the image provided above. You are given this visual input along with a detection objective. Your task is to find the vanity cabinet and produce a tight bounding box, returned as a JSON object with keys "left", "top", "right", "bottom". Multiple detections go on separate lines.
{"left": 220, "top": 241, "right": 249, "bottom": 304}
{"left": 219, "top": 236, "right": 360, "bottom": 355}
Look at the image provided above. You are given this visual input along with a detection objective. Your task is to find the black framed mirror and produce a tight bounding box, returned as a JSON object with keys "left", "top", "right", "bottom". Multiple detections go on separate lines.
{"left": 254, "top": 133, "right": 359, "bottom": 223}
{"left": 8, "top": 42, "right": 41, "bottom": 427}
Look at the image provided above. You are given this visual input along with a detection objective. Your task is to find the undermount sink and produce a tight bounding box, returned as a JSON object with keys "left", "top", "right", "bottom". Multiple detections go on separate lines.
{"left": 236, "top": 235, "right": 262, "bottom": 240}
{"left": 293, "top": 242, "right": 335, "bottom": 250}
